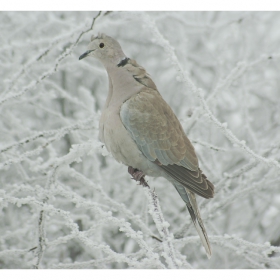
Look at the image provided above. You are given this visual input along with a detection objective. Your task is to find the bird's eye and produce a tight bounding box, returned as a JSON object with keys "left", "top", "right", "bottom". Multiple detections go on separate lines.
{"left": 99, "top": 43, "right": 104, "bottom": 48}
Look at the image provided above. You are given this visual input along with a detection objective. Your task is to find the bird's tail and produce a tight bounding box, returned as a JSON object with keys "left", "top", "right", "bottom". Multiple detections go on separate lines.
{"left": 174, "top": 184, "right": 212, "bottom": 258}
{"left": 187, "top": 192, "right": 211, "bottom": 258}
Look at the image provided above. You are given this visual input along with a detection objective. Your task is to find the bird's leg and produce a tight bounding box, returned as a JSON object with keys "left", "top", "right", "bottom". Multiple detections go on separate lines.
{"left": 127, "top": 166, "right": 162, "bottom": 243}
{"left": 128, "top": 166, "right": 145, "bottom": 182}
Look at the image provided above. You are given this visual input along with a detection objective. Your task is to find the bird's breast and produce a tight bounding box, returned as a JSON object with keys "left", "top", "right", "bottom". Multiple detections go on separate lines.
{"left": 98, "top": 105, "right": 163, "bottom": 177}
{"left": 100, "top": 106, "right": 142, "bottom": 167}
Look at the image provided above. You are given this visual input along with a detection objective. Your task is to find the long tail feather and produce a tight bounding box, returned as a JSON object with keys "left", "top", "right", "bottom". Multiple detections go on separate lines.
{"left": 173, "top": 183, "right": 212, "bottom": 258}
{"left": 187, "top": 191, "right": 211, "bottom": 258}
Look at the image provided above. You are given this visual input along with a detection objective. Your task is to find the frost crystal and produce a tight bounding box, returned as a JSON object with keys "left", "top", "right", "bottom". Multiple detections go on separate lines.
{"left": 0, "top": 11, "right": 279, "bottom": 269}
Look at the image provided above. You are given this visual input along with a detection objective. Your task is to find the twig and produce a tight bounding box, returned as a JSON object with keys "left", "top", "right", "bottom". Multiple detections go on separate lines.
{"left": 141, "top": 12, "right": 280, "bottom": 172}
{"left": 196, "top": 89, "right": 280, "bottom": 171}
{"left": 0, "top": 11, "right": 102, "bottom": 106}
{"left": 34, "top": 210, "right": 45, "bottom": 269}
{"left": 129, "top": 168, "right": 181, "bottom": 269}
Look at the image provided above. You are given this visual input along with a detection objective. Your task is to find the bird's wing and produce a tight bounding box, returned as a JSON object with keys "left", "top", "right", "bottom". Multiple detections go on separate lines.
{"left": 120, "top": 87, "right": 214, "bottom": 198}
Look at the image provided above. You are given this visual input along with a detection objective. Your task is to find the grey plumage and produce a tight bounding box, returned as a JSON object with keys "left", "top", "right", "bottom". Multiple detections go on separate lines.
{"left": 79, "top": 33, "right": 215, "bottom": 258}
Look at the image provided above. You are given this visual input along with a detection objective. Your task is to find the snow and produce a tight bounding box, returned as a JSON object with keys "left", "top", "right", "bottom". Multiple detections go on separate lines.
{"left": 0, "top": 11, "right": 280, "bottom": 269}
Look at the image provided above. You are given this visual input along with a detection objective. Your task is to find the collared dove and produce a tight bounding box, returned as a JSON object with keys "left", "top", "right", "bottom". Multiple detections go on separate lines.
{"left": 79, "top": 33, "right": 215, "bottom": 258}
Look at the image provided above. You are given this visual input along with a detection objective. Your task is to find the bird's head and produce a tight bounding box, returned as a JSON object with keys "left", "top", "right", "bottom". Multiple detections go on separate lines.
{"left": 79, "top": 33, "right": 126, "bottom": 65}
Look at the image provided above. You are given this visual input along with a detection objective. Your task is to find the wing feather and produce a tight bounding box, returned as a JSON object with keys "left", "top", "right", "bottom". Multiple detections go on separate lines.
{"left": 120, "top": 88, "right": 214, "bottom": 198}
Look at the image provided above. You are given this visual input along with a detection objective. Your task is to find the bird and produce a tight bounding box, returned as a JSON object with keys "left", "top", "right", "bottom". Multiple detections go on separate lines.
{"left": 79, "top": 33, "right": 215, "bottom": 258}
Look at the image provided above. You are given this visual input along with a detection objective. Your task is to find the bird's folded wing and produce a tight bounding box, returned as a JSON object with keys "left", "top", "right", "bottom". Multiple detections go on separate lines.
{"left": 120, "top": 88, "right": 214, "bottom": 198}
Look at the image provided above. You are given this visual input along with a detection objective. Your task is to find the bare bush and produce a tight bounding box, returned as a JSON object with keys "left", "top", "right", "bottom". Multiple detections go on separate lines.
{"left": 0, "top": 11, "right": 280, "bottom": 269}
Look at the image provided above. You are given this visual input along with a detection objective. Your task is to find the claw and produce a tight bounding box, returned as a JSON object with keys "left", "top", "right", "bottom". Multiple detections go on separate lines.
{"left": 128, "top": 166, "right": 145, "bottom": 182}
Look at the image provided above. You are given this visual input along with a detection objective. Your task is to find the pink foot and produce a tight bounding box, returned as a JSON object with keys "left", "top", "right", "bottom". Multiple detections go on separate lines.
{"left": 128, "top": 166, "right": 145, "bottom": 182}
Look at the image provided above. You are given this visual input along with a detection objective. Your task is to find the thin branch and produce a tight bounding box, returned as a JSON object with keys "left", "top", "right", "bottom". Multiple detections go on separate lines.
{"left": 34, "top": 210, "right": 45, "bottom": 269}
{"left": 196, "top": 89, "right": 280, "bottom": 171}
{"left": 0, "top": 11, "right": 102, "bottom": 106}
{"left": 141, "top": 12, "right": 280, "bottom": 172}
{"left": 130, "top": 171, "right": 181, "bottom": 269}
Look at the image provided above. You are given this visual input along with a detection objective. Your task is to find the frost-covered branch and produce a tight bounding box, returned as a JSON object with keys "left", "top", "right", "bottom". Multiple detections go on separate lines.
{"left": 196, "top": 89, "right": 280, "bottom": 170}
{"left": 142, "top": 12, "right": 280, "bottom": 171}
{"left": 34, "top": 210, "right": 46, "bottom": 269}
{"left": 1, "top": 11, "right": 280, "bottom": 269}
{"left": 0, "top": 11, "right": 102, "bottom": 106}
{"left": 129, "top": 171, "right": 182, "bottom": 269}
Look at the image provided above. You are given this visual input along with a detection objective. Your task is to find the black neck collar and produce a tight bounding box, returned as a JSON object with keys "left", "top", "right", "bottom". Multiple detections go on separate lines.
{"left": 117, "top": 57, "right": 129, "bottom": 67}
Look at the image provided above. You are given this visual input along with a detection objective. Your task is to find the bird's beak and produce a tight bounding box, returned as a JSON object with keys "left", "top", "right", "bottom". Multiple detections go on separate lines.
{"left": 79, "top": 50, "right": 94, "bottom": 60}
